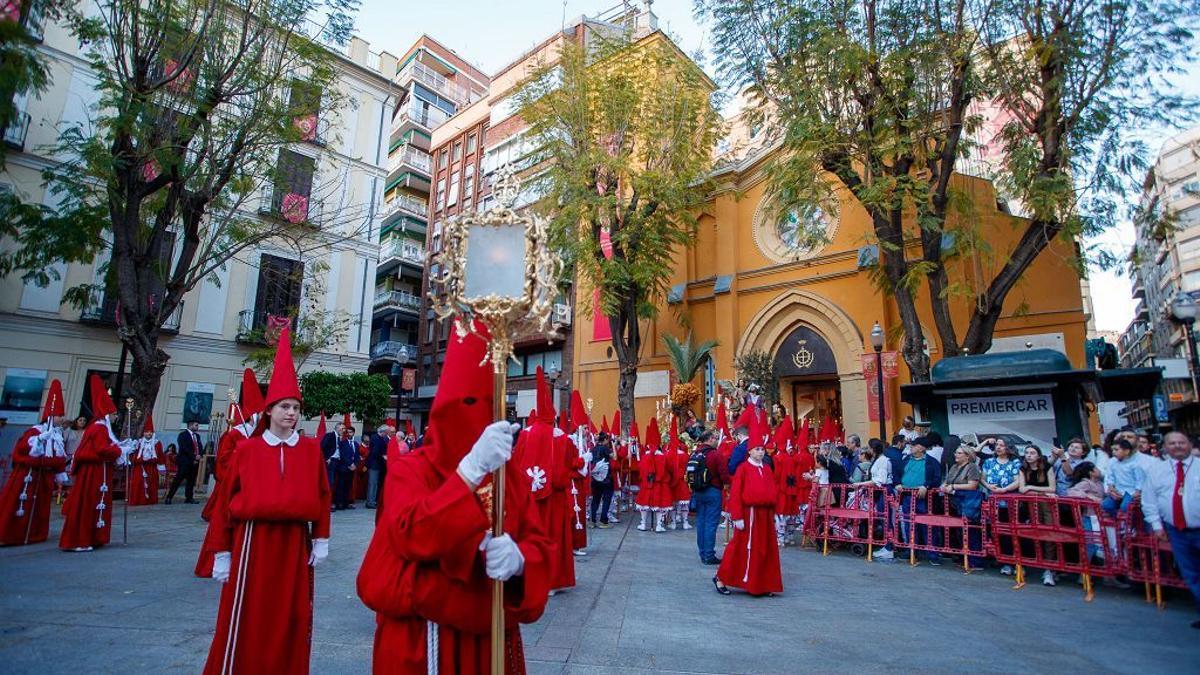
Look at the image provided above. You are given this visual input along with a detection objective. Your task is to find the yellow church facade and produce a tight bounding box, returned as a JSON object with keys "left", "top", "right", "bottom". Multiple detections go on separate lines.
{"left": 570, "top": 148, "right": 1092, "bottom": 439}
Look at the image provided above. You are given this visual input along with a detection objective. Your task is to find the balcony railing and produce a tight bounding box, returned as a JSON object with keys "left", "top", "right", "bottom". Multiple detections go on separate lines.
{"left": 236, "top": 309, "right": 298, "bottom": 343}
{"left": 81, "top": 294, "right": 182, "bottom": 333}
{"left": 398, "top": 60, "right": 480, "bottom": 108}
{"left": 388, "top": 145, "right": 433, "bottom": 175}
{"left": 373, "top": 289, "right": 421, "bottom": 313}
{"left": 383, "top": 192, "right": 429, "bottom": 222}
{"left": 370, "top": 340, "right": 417, "bottom": 363}
{"left": 393, "top": 101, "right": 450, "bottom": 134}
{"left": 3, "top": 111, "right": 30, "bottom": 150}
{"left": 381, "top": 238, "right": 426, "bottom": 266}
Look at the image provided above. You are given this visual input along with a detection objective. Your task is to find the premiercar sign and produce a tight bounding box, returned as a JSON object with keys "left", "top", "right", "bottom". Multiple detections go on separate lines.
{"left": 947, "top": 394, "right": 1054, "bottom": 422}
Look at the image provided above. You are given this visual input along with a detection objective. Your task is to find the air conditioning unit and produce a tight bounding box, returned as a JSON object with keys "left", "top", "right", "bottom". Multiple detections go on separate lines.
{"left": 553, "top": 303, "right": 572, "bottom": 326}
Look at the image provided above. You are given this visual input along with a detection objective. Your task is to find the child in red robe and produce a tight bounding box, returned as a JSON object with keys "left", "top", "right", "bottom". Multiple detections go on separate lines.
{"left": 635, "top": 418, "right": 672, "bottom": 532}
{"left": 667, "top": 417, "right": 693, "bottom": 530}
{"left": 0, "top": 379, "right": 69, "bottom": 546}
{"left": 59, "top": 375, "right": 125, "bottom": 551}
{"left": 201, "top": 328, "right": 331, "bottom": 674}
{"left": 127, "top": 413, "right": 165, "bottom": 506}
{"left": 714, "top": 426, "right": 782, "bottom": 597}
{"left": 358, "top": 322, "right": 552, "bottom": 674}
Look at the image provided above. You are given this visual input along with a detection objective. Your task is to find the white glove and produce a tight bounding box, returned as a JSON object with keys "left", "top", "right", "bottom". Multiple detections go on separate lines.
{"left": 29, "top": 436, "right": 45, "bottom": 458}
{"left": 733, "top": 519, "right": 745, "bottom": 531}
{"left": 458, "top": 421, "right": 519, "bottom": 486}
{"left": 484, "top": 533, "right": 525, "bottom": 581}
{"left": 212, "top": 552, "right": 231, "bottom": 583}
{"left": 55, "top": 472, "right": 69, "bottom": 484}
{"left": 583, "top": 452, "right": 593, "bottom": 464}
{"left": 309, "top": 538, "right": 329, "bottom": 566}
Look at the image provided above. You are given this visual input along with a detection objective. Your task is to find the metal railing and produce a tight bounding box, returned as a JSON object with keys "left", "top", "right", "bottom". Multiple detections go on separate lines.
{"left": 394, "top": 101, "right": 450, "bottom": 133}
{"left": 373, "top": 289, "right": 421, "bottom": 312}
{"left": 398, "top": 60, "right": 479, "bottom": 108}
{"left": 3, "top": 111, "right": 30, "bottom": 150}
{"left": 384, "top": 192, "right": 429, "bottom": 221}
{"left": 236, "top": 309, "right": 297, "bottom": 343}
{"left": 381, "top": 237, "right": 425, "bottom": 265}
{"left": 80, "top": 294, "right": 183, "bottom": 333}
{"left": 388, "top": 144, "right": 433, "bottom": 175}
{"left": 370, "top": 340, "right": 417, "bottom": 363}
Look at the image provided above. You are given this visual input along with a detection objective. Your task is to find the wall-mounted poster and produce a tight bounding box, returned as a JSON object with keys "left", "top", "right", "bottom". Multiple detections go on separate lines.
{"left": 0, "top": 368, "right": 48, "bottom": 425}
{"left": 183, "top": 382, "right": 216, "bottom": 427}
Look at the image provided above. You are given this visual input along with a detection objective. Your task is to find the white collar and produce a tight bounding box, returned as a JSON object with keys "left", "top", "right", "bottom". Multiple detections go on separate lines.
{"left": 263, "top": 429, "right": 299, "bottom": 447}
{"left": 749, "top": 458, "right": 764, "bottom": 468}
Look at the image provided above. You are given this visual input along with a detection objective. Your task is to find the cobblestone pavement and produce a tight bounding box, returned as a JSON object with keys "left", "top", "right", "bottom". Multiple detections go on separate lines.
{"left": 0, "top": 501, "right": 1196, "bottom": 674}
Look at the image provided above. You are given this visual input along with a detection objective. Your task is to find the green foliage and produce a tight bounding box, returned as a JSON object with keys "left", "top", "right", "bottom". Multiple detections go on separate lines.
{"left": 0, "top": 0, "right": 62, "bottom": 169}
{"left": 299, "top": 371, "right": 391, "bottom": 425}
{"left": 242, "top": 261, "right": 355, "bottom": 372}
{"left": 662, "top": 332, "right": 719, "bottom": 383}
{"left": 734, "top": 350, "right": 779, "bottom": 409}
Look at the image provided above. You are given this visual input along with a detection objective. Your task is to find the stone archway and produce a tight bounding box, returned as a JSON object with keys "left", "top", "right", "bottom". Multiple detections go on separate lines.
{"left": 737, "top": 289, "right": 869, "bottom": 438}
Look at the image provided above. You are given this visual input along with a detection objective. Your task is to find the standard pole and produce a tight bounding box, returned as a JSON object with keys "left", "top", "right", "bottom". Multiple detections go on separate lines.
{"left": 875, "top": 348, "right": 886, "bottom": 442}
{"left": 1187, "top": 323, "right": 1200, "bottom": 411}
{"left": 490, "top": 372, "right": 507, "bottom": 675}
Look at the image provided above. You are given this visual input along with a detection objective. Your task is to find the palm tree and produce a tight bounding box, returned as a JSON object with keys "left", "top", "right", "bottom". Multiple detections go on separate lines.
{"left": 662, "top": 333, "right": 719, "bottom": 415}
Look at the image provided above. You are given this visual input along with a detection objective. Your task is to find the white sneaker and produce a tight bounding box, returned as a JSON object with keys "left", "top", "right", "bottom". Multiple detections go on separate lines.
{"left": 682, "top": 521, "right": 692, "bottom": 530}
{"left": 1042, "top": 570, "right": 1056, "bottom": 587}
{"left": 1000, "top": 565, "right": 1014, "bottom": 576}
{"left": 574, "top": 549, "right": 587, "bottom": 557}
{"left": 655, "top": 523, "right": 667, "bottom": 533}
{"left": 873, "top": 548, "right": 895, "bottom": 560}
{"left": 636, "top": 524, "right": 647, "bottom": 531}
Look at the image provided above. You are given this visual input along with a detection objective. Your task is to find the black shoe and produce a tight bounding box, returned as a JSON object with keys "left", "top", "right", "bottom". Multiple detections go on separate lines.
{"left": 345, "top": 504, "right": 356, "bottom": 510}
{"left": 702, "top": 557, "right": 721, "bottom": 565}
{"left": 712, "top": 576, "right": 731, "bottom": 595}
{"left": 164, "top": 498, "right": 172, "bottom": 505}
{"left": 184, "top": 499, "right": 198, "bottom": 504}
{"left": 366, "top": 503, "right": 376, "bottom": 509}
{"left": 1191, "top": 619, "right": 1200, "bottom": 630}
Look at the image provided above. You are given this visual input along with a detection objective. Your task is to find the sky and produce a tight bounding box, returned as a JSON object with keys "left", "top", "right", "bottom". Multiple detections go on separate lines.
{"left": 351, "top": 0, "right": 1199, "bottom": 335}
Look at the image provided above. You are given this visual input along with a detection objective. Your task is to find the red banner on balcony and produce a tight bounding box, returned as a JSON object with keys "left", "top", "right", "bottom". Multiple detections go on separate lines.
{"left": 1, "top": 1, "right": 20, "bottom": 23}
{"left": 861, "top": 352, "right": 899, "bottom": 423}
{"left": 293, "top": 113, "right": 318, "bottom": 142}
{"left": 401, "top": 368, "right": 416, "bottom": 391}
{"left": 592, "top": 289, "right": 611, "bottom": 342}
{"left": 281, "top": 192, "right": 309, "bottom": 223}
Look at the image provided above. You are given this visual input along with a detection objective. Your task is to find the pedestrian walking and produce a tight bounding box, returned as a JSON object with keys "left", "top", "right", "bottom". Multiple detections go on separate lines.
{"left": 365, "top": 423, "right": 391, "bottom": 509}
{"left": 588, "top": 432, "right": 615, "bottom": 528}
{"left": 166, "top": 420, "right": 202, "bottom": 504}
{"left": 126, "top": 414, "right": 164, "bottom": 507}
{"left": 59, "top": 374, "right": 124, "bottom": 551}
{"left": 331, "top": 425, "right": 359, "bottom": 510}
{"left": 688, "top": 429, "right": 724, "bottom": 565}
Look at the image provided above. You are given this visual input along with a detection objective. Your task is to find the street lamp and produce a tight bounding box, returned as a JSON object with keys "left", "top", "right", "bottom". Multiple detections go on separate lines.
{"left": 870, "top": 321, "right": 886, "bottom": 442}
{"left": 1170, "top": 293, "right": 1200, "bottom": 407}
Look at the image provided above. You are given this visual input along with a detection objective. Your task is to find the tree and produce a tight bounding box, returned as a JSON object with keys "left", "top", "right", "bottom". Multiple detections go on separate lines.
{"left": 299, "top": 371, "right": 391, "bottom": 426}
{"left": 0, "top": 0, "right": 64, "bottom": 168}
{"left": 734, "top": 349, "right": 779, "bottom": 410}
{"left": 0, "top": 0, "right": 369, "bottom": 430}
{"left": 242, "top": 260, "right": 356, "bottom": 372}
{"left": 662, "top": 332, "right": 718, "bottom": 415}
{"left": 515, "top": 31, "right": 722, "bottom": 430}
{"left": 698, "top": 0, "right": 1197, "bottom": 380}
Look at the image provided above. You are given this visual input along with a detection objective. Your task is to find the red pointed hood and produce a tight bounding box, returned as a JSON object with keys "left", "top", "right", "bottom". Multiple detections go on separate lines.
{"left": 570, "top": 390, "right": 589, "bottom": 431}
{"left": 535, "top": 366, "right": 555, "bottom": 424}
{"left": 796, "top": 418, "right": 810, "bottom": 450}
{"left": 143, "top": 412, "right": 155, "bottom": 433}
{"left": 669, "top": 416, "right": 682, "bottom": 452}
{"left": 601, "top": 415, "right": 610, "bottom": 435}
{"left": 423, "top": 320, "right": 496, "bottom": 477}
{"left": 748, "top": 411, "right": 766, "bottom": 450}
{"left": 343, "top": 412, "right": 353, "bottom": 428}
{"left": 316, "top": 411, "right": 327, "bottom": 439}
{"left": 629, "top": 419, "right": 640, "bottom": 444}
{"left": 645, "top": 417, "right": 661, "bottom": 451}
{"left": 263, "top": 326, "right": 302, "bottom": 410}
{"left": 731, "top": 407, "right": 754, "bottom": 433}
{"left": 774, "top": 416, "right": 795, "bottom": 451}
{"left": 558, "top": 411, "right": 570, "bottom": 434}
{"left": 611, "top": 409, "right": 621, "bottom": 437}
{"left": 405, "top": 419, "right": 415, "bottom": 438}
{"left": 716, "top": 401, "right": 729, "bottom": 436}
{"left": 89, "top": 373, "right": 116, "bottom": 418}
{"left": 42, "top": 379, "right": 64, "bottom": 420}
{"left": 241, "top": 368, "right": 264, "bottom": 419}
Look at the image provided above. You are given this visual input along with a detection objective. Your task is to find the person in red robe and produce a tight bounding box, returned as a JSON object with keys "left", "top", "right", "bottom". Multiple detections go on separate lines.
{"left": 794, "top": 440, "right": 817, "bottom": 535}
{"left": 514, "top": 367, "right": 574, "bottom": 592}
{"left": 770, "top": 417, "right": 801, "bottom": 546}
{"left": 201, "top": 327, "right": 331, "bottom": 675}
{"left": 59, "top": 374, "right": 126, "bottom": 552}
{"left": 357, "top": 322, "right": 552, "bottom": 674}
{"left": 567, "top": 391, "right": 591, "bottom": 553}
{"left": 127, "top": 413, "right": 165, "bottom": 506}
{"left": 635, "top": 418, "right": 672, "bottom": 532}
{"left": 667, "top": 417, "right": 692, "bottom": 530}
{"left": 714, "top": 424, "right": 783, "bottom": 597}
{"left": 196, "top": 369, "right": 263, "bottom": 577}
{"left": 623, "top": 421, "right": 642, "bottom": 515}
{"left": 0, "top": 379, "right": 69, "bottom": 546}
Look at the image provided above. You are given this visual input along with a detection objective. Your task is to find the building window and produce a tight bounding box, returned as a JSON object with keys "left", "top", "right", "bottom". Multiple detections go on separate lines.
{"left": 287, "top": 80, "right": 323, "bottom": 144}
{"left": 506, "top": 349, "right": 563, "bottom": 377}
{"left": 436, "top": 179, "right": 446, "bottom": 210}
{"left": 440, "top": 149, "right": 449, "bottom": 166}
{"left": 252, "top": 254, "right": 304, "bottom": 331}
{"left": 1185, "top": 270, "right": 1200, "bottom": 292}
{"left": 464, "top": 164, "right": 476, "bottom": 201}
{"left": 270, "top": 149, "right": 315, "bottom": 222}
{"left": 426, "top": 317, "right": 435, "bottom": 344}
{"left": 447, "top": 172, "right": 459, "bottom": 206}
{"left": 466, "top": 134, "right": 476, "bottom": 154}
{"left": 452, "top": 141, "right": 462, "bottom": 162}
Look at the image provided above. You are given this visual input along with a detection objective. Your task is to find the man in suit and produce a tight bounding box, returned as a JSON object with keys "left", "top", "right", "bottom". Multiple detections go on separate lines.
{"left": 365, "top": 423, "right": 392, "bottom": 509}
{"left": 321, "top": 421, "right": 344, "bottom": 496}
{"left": 331, "top": 425, "right": 359, "bottom": 510}
{"left": 166, "top": 420, "right": 202, "bottom": 504}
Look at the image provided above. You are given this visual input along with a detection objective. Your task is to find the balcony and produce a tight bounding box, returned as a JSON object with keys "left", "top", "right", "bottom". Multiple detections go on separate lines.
{"left": 81, "top": 294, "right": 182, "bottom": 333}
{"left": 1132, "top": 275, "right": 1146, "bottom": 300}
{"left": 373, "top": 289, "right": 421, "bottom": 315}
{"left": 388, "top": 144, "right": 433, "bottom": 177}
{"left": 236, "top": 309, "right": 297, "bottom": 344}
{"left": 370, "top": 340, "right": 417, "bottom": 364}
{"left": 381, "top": 192, "right": 429, "bottom": 227}
{"left": 3, "top": 111, "right": 30, "bottom": 151}
{"left": 398, "top": 60, "right": 478, "bottom": 108}
{"left": 391, "top": 101, "right": 451, "bottom": 139}
{"left": 378, "top": 237, "right": 426, "bottom": 277}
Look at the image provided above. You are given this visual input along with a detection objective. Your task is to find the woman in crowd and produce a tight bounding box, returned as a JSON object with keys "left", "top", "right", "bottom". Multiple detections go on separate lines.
{"left": 851, "top": 438, "right": 895, "bottom": 560}
{"left": 942, "top": 445, "right": 985, "bottom": 570}
{"left": 981, "top": 437, "right": 1021, "bottom": 575}
{"left": 1054, "top": 438, "right": 1089, "bottom": 496}
{"left": 1015, "top": 444, "right": 1058, "bottom": 586}
{"left": 849, "top": 448, "right": 873, "bottom": 483}
{"left": 714, "top": 436, "right": 782, "bottom": 597}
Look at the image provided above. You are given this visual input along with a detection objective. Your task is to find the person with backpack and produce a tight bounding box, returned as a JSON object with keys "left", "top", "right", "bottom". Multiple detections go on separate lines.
{"left": 589, "top": 433, "right": 616, "bottom": 528}
{"left": 687, "top": 429, "right": 726, "bottom": 565}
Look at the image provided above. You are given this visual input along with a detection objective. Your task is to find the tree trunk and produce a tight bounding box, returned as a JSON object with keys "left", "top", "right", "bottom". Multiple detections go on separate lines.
{"left": 617, "top": 362, "right": 637, "bottom": 437}
{"left": 119, "top": 334, "right": 170, "bottom": 440}
{"left": 609, "top": 289, "right": 640, "bottom": 435}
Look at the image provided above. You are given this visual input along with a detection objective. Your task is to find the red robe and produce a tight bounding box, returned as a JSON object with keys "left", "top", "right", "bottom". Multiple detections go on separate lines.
{"left": 793, "top": 450, "right": 816, "bottom": 507}
{"left": 127, "top": 439, "right": 164, "bottom": 506}
{"left": 670, "top": 447, "right": 691, "bottom": 503}
{"left": 201, "top": 433, "right": 331, "bottom": 675}
{"left": 717, "top": 460, "right": 783, "bottom": 595}
{"left": 773, "top": 450, "right": 802, "bottom": 516}
{"left": 636, "top": 450, "right": 672, "bottom": 509}
{"left": 202, "top": 427, "right": 248, "bottom": 521}
{"left": 59, "top": 420, "right": 122, "bottom": 550}
{"left": 0, "top": 426, "right": 68, "bottom": 545}
{"left": 360, "top": 440, "right": 552, "bottom": 674}
{"left": 559, "top": 436, "right": 587, "bottom": 563}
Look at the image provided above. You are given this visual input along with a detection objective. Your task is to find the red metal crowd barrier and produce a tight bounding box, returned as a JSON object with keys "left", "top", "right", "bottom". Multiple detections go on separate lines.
{"left": 893, "top": 488, "right": 987, "bottom": 571}
{"left": 1120, "top": 503, "right": 1188, "bottom": 608}
{"left": 805, "top": 484, "right": 891, "bottom": 561}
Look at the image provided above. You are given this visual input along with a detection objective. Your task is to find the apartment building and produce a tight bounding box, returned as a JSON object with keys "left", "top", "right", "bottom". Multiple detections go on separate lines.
{"left": 0, "top": 10, "right": 398, "bottom": 447}
{"left": 370, "top": 35, "right": 487, "bottom": 425}
{"left": 1118, "top": 125, "right": 1200, "bottom": 432}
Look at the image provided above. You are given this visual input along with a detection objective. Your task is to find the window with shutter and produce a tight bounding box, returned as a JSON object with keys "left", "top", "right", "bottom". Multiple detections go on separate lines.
{"left": 289, "top": 80, "right": 322, "bottom": 143}
{"left": 252, "top": 254, "right": 304, "bottom": 335}
{"left": 273, "top": 149, "right": 315, "bottom": 223}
